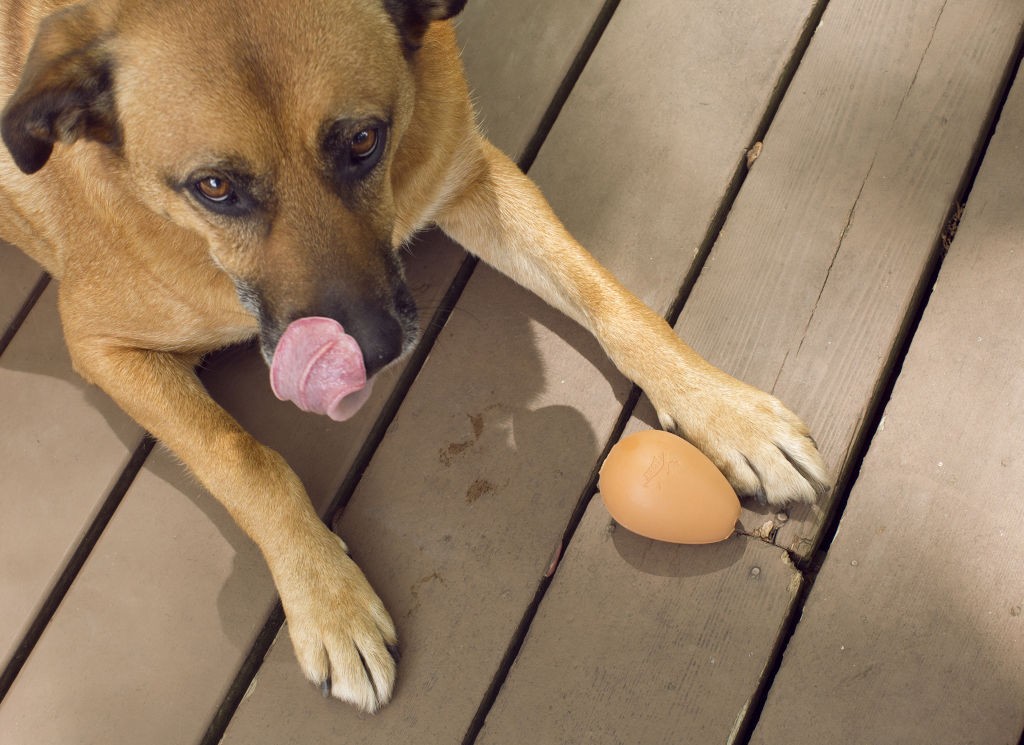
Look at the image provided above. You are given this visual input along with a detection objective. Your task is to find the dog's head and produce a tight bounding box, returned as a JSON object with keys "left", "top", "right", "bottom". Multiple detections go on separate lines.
{"left": 1, "top": 0, "right": 467, "bottom": 402}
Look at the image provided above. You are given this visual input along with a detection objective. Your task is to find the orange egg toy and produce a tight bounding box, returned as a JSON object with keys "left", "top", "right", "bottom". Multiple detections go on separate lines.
{"left": 599, "top": 430, "right": 740, "bottom": 544}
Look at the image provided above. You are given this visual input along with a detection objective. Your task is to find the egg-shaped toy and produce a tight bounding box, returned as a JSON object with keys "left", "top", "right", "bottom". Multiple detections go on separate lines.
{"left": 599, "top": 430, "right": 740, "bottom": 544}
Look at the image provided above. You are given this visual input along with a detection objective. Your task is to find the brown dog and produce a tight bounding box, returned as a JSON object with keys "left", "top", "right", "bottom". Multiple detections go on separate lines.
{"left": 0, "top": 0, "right": 830, "bottom": 712}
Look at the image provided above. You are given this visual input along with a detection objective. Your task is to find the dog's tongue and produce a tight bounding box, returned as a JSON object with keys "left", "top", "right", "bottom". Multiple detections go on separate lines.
{"left": 270, "top": 317, "right": 372, "bottom": 422}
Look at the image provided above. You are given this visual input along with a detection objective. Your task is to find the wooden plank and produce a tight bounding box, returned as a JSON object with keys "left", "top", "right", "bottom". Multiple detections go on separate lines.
{"left": 0, "top": 285, "right": 142, "bottom": 670}
{"left": 750, "top": 58, "right": 1024, "bottom": 745}
{"left": 672, "top": 0, "right": 1024, "bottom": 557}
{"left": 218, "top": 2, "right": 827, "bottom": 742}
{"left": 0, "top": 454, "right": 274, "bottom": 745}
{"left": 0, "top": 3, "right": 607, "bottom": 742}
{"left": 0, "top": 241, "right": 44, "bottom": 335}
{"left": 455, "top": 0, "right": 610, "bottom": 161}
{"left": 524, "top": 0, "right": 815, "bottom": 316}
{"left": 477, "top": 406, "right": 804, "bottom": 745}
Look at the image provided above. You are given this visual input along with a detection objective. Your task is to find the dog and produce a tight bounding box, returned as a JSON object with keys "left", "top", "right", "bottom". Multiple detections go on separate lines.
{"left": 0, "top": 0, "right": 830, "bottom": 713}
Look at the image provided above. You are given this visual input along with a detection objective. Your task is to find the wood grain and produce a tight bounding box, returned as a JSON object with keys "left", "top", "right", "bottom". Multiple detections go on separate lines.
{"left": 672, "top": 0, "right": 1024, "bottom": 556}
{"left": 525, "top": 0, "right": 818, "bottom": 317}
{"left": 751, "top": 54, "right": 1024, "bottom": 745}
{"left": 455, "top": 0, "right": 612, "bottom": 161}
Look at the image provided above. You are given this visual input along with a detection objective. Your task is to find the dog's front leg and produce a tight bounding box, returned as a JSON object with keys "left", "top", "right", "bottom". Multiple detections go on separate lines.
{"left": 436, "top": 136, "right": 830, "bottom": 506}
{"left": 65, "top": 340, "right": 397, "bottom": 711}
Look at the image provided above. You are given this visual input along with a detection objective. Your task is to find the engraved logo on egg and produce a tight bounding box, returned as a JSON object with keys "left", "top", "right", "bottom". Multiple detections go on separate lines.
{"left": 641, "top": 451, "right": 683, "bottom": 494}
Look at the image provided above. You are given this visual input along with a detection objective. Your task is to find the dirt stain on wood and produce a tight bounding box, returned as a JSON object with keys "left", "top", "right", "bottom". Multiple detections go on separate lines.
{"left": 406, "top": 571, "right": 444, "bottom": 619}
{"left": 465, "top": 478, "right": 496, "bottom": 504}
{"left": 439, "top": 413, "right": 488, "bottom": 466}
{"left": 439, "top": 439, "right": 473, "bottom": 466}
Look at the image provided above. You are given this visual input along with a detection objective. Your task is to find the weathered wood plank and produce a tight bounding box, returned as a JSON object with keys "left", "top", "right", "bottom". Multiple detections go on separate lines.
{"left": 524, "top": 0, "right": 815, "bottom": 316}
{"left": 219, "top": 1, "right": 827, "bottom": 742}
{"left": 672, "top": 0, "right": 1024, "bottom": 556}
{"left": 0, "top": 285, "right": 143, "bottom": 670}
{"left": 0, "top": 3, "right": 608, "bottom": 742}
{"left": 0, "top": 241, "right": 43, "bottom": 336}
{"left": 751, "top": 57, "right": 1024, "bottom": 745}
{"left": 455, "top": 0, "right": 610, "bottom": 161}
{"left": 0, "top": 454, "right": 274, "bottom": 745}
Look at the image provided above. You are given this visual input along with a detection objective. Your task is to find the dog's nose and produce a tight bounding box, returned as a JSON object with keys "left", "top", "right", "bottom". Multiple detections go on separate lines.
{"left": 342, "top": 306, "right": 404, "bottom": 378}
{"left": 329, "top": 283, "right": 417, "bottom": 378}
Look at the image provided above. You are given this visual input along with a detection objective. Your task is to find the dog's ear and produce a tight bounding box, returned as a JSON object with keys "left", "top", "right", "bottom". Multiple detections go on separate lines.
{"left": 383, "top": 0, "right": 468, "bottom": 52}
{"left": 1, "top": 4, "right": 118, "bottom": 175}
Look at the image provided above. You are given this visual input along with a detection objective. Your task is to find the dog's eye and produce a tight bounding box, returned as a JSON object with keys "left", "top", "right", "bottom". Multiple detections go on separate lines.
{"left": 322, "top": 119, "right": 388, "bottom": 184}
{"left": 185, "top": 171, "right": 258, "bottom": 217}
{"left": 196, "top": 176, "right": 233, "bottom": 202}
{"left": 349, "top": 128, "right": 380, "bottom": 161}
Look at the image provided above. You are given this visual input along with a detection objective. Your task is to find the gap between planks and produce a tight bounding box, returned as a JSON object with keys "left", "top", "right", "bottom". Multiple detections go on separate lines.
{"left": 0, "top": 436, "right": 154, "bottom": 702}
{"left": 0, "top": 273, "right": 49, "bottom": 360}
{"left": 731, "top": 28, "right": 1024, "bottom": 745}
{"left": 460, "top": 1, "right": 835, "bottom": 742}
{"left": 798, "top": 19, "right": 1024, "bottom": 576}
{"left": 661, "top": 0, "right": 831, "bottom": 335}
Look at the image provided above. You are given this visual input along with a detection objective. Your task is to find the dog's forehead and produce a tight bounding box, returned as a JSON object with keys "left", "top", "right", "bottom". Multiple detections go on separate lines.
{"left": 115, "top": 0, "right": 406, "bottom": 154}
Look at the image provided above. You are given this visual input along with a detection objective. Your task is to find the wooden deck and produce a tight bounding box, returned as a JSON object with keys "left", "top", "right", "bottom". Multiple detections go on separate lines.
{"left": 2, "top": 1, "right": 1023, "bottom": 743}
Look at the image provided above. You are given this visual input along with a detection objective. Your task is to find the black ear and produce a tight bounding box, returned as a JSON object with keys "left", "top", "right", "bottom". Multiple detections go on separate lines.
{"left": 383, "top": 0, "right": 468, "bottom": 52}
{"left": 1, "top": 4, "right": 118, "bottom": 175}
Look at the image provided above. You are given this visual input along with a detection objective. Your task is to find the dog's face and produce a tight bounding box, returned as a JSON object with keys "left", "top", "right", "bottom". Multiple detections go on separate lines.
{"left": 119, "top": 0, "right": 420, "bottom": 373}
{"left": 1, "top": 0, "right": 465, "bottom": 375}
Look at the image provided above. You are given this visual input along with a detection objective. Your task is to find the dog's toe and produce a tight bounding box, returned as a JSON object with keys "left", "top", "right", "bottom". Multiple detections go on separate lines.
{"left": 323, "top": 631, "right": 396, "bottom": 712}
{"left": 726, "top": 437, "right": 827, "bottom": 506}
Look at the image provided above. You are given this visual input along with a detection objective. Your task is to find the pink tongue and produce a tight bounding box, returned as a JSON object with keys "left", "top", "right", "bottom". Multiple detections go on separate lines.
{"left": 270, "top": 317, "right": 372, "bottom": 422}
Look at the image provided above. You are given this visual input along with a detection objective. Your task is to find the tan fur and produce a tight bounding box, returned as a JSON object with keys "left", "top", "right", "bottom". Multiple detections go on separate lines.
{"left": 0, "top": 0, "right": 830, "bottom": 712}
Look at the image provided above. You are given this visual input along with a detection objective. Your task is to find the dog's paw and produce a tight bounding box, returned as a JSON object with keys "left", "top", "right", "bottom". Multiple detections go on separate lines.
{"left": 276, "top": 531, "right": 398, "bottom": 712}
{"left": 654, "top": 377, "right": 831, "bottom": 507}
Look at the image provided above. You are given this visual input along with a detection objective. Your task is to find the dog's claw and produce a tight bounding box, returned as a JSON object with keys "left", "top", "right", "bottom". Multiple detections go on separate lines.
{"left": 321, "top": 677, "right": 332, "bottom": 698}
{"left": 387, "top": 643, "right": 401, "bottom": 664}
